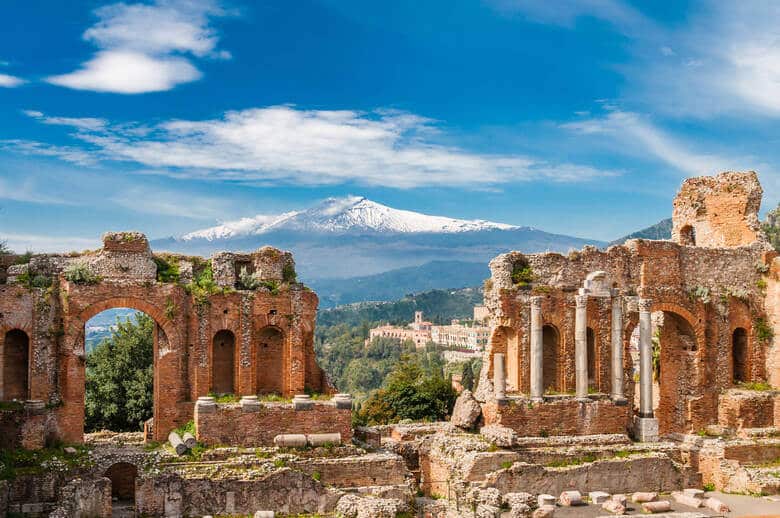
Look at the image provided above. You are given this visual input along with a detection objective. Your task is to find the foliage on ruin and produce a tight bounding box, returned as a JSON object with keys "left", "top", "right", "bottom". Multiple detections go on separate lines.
{"left": 260, "top": 279, "right": 281, "bottom": 295}
{"left": 0, "top": 443, "right": 91, "bottom": 480}
{"left": 154, "top": 255, "right": 181, "bottom": 283}
{"left": 688, "top": 286, "right": 711, "bottom": 304}
{"left": 185, "top": 260, "right": 232, "bottom": 305}
{"left": 754, "top": 317, "right": 774, "bottom": 343}
{"left": 352, "top": 354, "right": 456, "bottom": 426}
{"left": 762, "top": 203, "right": 780, "bottom": 251}
{"left": 63, "top": 262, "right": 101, "bottom": 285}
{"left": 461, "top": 361, "right": 475, "bottom": 391}
{"left": 510, "top": 258, "right": 533, "bottom": 286}
{"left": 282, "top": 262, "right": 297, "bottom": 283}
{"left": 85, "top": 313, "right": 153, "bottom": 432}
{"left": 0, "top": 239, "right": 9, "bottom": 256}
{"left": 15, "top": 270, "right": 52, "bottom": 289}
{"left": 237, "top": 266, "right": 261, "bottom": 290}
{"left": 737, "top": 380, "right": 773, "bottom": 391}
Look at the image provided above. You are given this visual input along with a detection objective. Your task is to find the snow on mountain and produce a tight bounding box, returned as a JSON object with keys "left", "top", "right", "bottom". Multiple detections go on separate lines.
{"left": 182, "top": 196, "right": 520, "bottom": 241}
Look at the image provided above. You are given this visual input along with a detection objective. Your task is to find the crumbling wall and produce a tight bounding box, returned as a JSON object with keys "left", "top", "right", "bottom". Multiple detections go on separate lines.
{"left": 671, "top": 171, "right": 763, "bottom": 248}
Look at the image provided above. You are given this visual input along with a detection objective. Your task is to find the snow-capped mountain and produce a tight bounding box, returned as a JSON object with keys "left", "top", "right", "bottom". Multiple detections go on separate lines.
{"left": 152, "top": 196, "right": 604, "bottom": 282}
{"left": 182, "top": 196, "right": 520, "bottom": 240}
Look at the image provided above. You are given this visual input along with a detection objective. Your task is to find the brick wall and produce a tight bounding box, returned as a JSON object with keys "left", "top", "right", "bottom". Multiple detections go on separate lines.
{"left": 718, "top": 389, "right": 779, "bottom": 429}
{"left": 195, "top": 400, "right": 352, "bottom": 447}
{"left": 482, "top": 397, "right": 631, "bottom": 437}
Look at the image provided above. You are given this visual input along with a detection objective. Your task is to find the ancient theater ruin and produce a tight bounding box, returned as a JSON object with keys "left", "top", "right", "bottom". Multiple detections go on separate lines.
{"left": 4, "top": 170, "right": 780, "bottom": 517}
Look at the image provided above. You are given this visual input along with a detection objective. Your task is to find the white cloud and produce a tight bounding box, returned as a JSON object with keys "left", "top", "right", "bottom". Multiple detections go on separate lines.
{"left": 0, "top": 73, "right": 25, "bottom": 87}
{"left": 0, "top": 139, "right": 97, "bottom": 166}
{"left": 19, "top": 106, "right": 617, "bottom": 189}
{"left": 562, "top": 109, "right": 741, "bottom": 176}
{"left": 23, "top": 110, "right": 107, "bottom": 131}
{"left": 46, "top": 0, "right": 227, "bottom": 94}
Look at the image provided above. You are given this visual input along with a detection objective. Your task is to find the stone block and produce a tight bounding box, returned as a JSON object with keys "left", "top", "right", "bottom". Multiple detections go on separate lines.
{"left": 532, "top": 505, "right": 555, "bottom": 518}
{"left": 274, "top": 434, "right": 307, "bottom": 447}
{"left": 601, "top": 500, "right": 625, "bottom": 514}
{"left": 241, "top": 395, "right": 261, "bottom": 412}
{"left": 611, "top": 494, "right": 627, "bottom": 507}
{"left": 641, "top": 500, "right": 671, "bottom": 513}
{"left": 293, "top": 394, "right": 313, "bottom": 410}
{"left": 333, "top": 393, "right": 353, "bottom": 410}
{"left": 683, "top": 488, "right": 705, "bottom": 499}
{"left": 476, "top": 504, "right": 501, "bottom": 518}
{"left": 631, "top": 492, "right": 657, "bottom": 503}
{"left": 672, "top": 491, "right": 703, "bottom": 508}
{"left": 703, "top": 497, "right": 729, "bottom": 513}
{"left": 633, "top": 416, "right": 659, "bottom": 442}
{"left": 307, "top": 433, "right": 341, "bottom": 446}
{"left": 589, "top": 491, "right": 610, "bottom": 504}
{"left": 558, "top": 490, "right": 582, "bottom": 506}
{"left": 254, "top": 512, "right": 275, "bottom": 518}
{"left": 537, "top": 494, "right": 556, "bottom": 507}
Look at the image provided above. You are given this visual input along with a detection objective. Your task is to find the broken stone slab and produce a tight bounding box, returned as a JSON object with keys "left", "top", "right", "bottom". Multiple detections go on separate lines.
{"left": 589, "top": 491, "right": 610, "bottom": 504}
{"left": 601, "top": 500, "right": 625, "bottom": 514}
{"left": 451, "top": 389, "right": 482, "bottom": 430}
{"left": 254, "top": 512, "right": 274, "bottom": 518}
{"left": 273, "top": 434, "right": 307, "bottom": 448}
{"left": 168, "top": 431, "right": 188, "bottom": 456}
{"left": 503, "top": 492, "right": 535, "bottom": 509}
{"left": 632, "top": 491, "right": 658, "bottom": 503}
{"left": 532, "top": 505, "right": 555, "bottom": 518}
{"left": 682, "top": 488, "right": 704, "bottom": 499}
{"left": 509, "top": 503, "right": 532, "bottom": 518}
{"left": 537, "top": 494, "right": 556, "bottom": 507}
{"left": 471, "top": 487, "right": 502, "bottom": 508}
{"left": 559, "top": 490, "right": 583, "bottom": 506}
{"left": 672, "top": 491, "right": 702, "bottom": 508}
{"left": 611, "top": 494, "right": 627, "bottom": 507}
{"left": 642, "top": 500, "right": 672, "bottom": 513}
{"left": 307, "top": 433, "right": 341, "bottom": 447}
{"left": 475, "top": 504, "right": 501, "bottom": 518}
{"left": 63, "top": 446, "right": 78, "bottom": 455}
{"left": 703, "top": 497, "right": 729, "bottom": 513}
{"left": 182, "top": 432, "right": 197, "bottom": 449}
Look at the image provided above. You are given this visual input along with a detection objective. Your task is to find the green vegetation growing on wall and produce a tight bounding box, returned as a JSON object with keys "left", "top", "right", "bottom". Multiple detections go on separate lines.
{"left": 511, "top": 258, "right": 533, "bottom": 286}
{"left": 154, "top": 255, "right": 181, "bottom": 283}
{"left": 64, "top": 262, "right": 101, "bottom": 285}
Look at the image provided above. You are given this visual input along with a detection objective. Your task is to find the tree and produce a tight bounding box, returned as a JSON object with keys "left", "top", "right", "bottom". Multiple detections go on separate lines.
{"left": 0, "top": 240, "right": 10, "bottom": 255}
{"left": 85, "top": 313, "right": 154, "bottom": 432}
{"left": 763, "top": 204, "right": 780, "bottom": 251}
{"left": 461, "top": 361, "right": 475, "bottom": 391}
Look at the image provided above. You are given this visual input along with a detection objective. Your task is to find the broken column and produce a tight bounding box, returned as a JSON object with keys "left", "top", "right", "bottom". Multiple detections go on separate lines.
{"left": 530, "top": 296, "right": 544, "bottom": 401}
{"left": 575, "top": 294, "right": 588, "bottom": 400}
{"left": 611, "top": 292, "right": 626, "bottom": 403}
{"left": 494, "top": 353, "right": 506, "bottom": 400}
{"left": 634, "top": 298, "right": 659, "bottom": 441}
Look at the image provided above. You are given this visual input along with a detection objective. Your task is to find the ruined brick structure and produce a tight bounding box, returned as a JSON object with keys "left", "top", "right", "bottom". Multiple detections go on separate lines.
{"left": 0, "top": 233, "right": 333, "bottom": 444}
{"left": 479, "top": 171, "right": 780, "bottom": 438}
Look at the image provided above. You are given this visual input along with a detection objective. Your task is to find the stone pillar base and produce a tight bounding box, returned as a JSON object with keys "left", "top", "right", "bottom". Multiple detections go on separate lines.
{"left": 611, "top": 396, "right": 628, "bottom": 406}
{"left": 633, "top": 415, "right": 659, "bottom": 442}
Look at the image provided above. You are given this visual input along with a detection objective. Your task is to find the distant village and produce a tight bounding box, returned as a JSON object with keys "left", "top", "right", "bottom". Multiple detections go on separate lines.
{"left": 367, "top": 307, "right": 490, "bottom": 351}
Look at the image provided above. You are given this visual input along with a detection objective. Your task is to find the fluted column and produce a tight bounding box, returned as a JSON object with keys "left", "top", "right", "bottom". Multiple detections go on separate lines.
{"left": 575, "top": 294, "right": 588, "bottom": 400}
{"left": 494, "top": 353, "right": 506, "bottom": 400}
{"left": 611, "top": 293, "right": 626, "bottom": 402}
{"left": 638, "top": 298, "right": 654, "bottom": 417}
{"left": 530, "top": 296, "right": 544, "bottom": 401}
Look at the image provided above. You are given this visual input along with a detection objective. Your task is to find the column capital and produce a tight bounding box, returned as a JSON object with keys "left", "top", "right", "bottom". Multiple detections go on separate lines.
{"left": 530, "top": 296, "right": 543, "bottom": 309}
{"left": 575, "top": 294, "right": 588, "bottom": 308}
{"left": 638, "top": 298, "right": 653, "bottom": 312}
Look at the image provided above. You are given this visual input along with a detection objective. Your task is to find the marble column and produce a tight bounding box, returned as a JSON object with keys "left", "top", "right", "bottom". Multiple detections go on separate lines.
{"left": 530, "top": 296, "right": 544, "bottom": 401}
{"left": 611, "top": 293, "right": 626, "bottom": 403}
{"left": 494, "top": 353, "right": 506, "bottom": 400}
{"left": 638, "top": 298, "right": 654, "bottom": 417}
{"left": 575, "top": 294, "right": 588, "bottom": 400}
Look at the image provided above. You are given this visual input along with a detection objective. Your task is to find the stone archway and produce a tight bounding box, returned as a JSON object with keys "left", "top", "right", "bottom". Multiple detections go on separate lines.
{"left": 60, "top": 297, "right": 179, "bottom": 443}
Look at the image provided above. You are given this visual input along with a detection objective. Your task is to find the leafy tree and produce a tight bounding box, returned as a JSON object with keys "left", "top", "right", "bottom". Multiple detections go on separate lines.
{"left": 85, "top": 313, "right": 154, "bottom": 432}
{"left": 0, "top": 240, "right": 10, "bottom": 255}
{"left": 763, "top": 204, "right": 780, "bottom": 251}
{"left": 461, "top": 361, "right": 475, "bottom": 391}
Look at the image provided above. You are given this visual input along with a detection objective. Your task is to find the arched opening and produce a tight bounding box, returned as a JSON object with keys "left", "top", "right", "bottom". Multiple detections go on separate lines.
{"left": 85, "top": 309, "right": 153, "bottom": 433}
{"left": 3, "top": 329, "right": 29, "bottom": 401}
{"left": 105, "top": 462, "right": 137, "bottom": 512}
{"left": 732, "top": 327, "right": 748, "bottom": 384}
{"left": 498, "top": 327, "right": 519, "bottom": 392}
{"left": 679, "top": 225, "right": 696, "bottom": 246}
{"left": 257, "top": 327, "right": 284, "bottom": 394}
{"left": 587, "top": 327, "right": 596, "bottom": 390}
{"left": 542, "top": 325, "right": 559, "bottom": 393}
{"left": 212, "top": 330, "right": 236, "bottom": 395}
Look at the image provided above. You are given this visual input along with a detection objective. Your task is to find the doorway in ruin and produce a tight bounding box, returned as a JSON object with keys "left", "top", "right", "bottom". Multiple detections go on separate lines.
{"left": 257, "top": 326, "right": 284, "bottom": 394}
{"left": 2, "top": 329, "right": 29, "bottom": 401}
{"left": 211, "top": 330, "right": 236, "bottom": 395}
{"left": 542, "top": 324, "right": 559, "bottom": 393}
{"left": 104, "top": 462, "right": 137, "bottom": 516}
{"left": 732, "top": 327, "right": 748, "bottom": 384}
{"left": 630, "top": 310, "right": 699, "bottom": 434}
{"left": 84, "top": 308, "right": 154, "bottom": 434}
{"left": 587, "top": 327, "right": 596, "bottom": 391}
{"left": 679, "top": 225, "right": 696, "bottom": 246}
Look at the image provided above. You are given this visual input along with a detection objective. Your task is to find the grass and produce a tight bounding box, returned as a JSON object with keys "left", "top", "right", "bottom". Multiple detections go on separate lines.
{"left": 500, "top": 460, "right": 514, "bottom": 470}
{"left": 0, "top": 443, "right": 92, "bottom": 480}
{"left": 736, "top": 380, "right": 774, "bottom": 391}
{"left": 703, "top": 483, "right": 716, "bottom": 491}
{"left": 208, "top": 392, "right": 241, "bottom": 403}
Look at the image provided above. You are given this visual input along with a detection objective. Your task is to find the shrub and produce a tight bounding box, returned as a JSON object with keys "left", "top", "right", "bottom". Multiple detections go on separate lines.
{"left": 511, "top": 259, "right": 533, "bottom": 286}
{"left": 237, "top": 266, "right": 261, "bottom": 290}
{"left": 64, "top": 262, "right": 101, "bottom": 285}
{"left": 153, "top": 256, "right": 180, "bottom": 283}
{"left": 282, "top": 262, "right": 297, "bottom": 283}
{"left": 755, "top": 317, "right": 774, "bottom": 343}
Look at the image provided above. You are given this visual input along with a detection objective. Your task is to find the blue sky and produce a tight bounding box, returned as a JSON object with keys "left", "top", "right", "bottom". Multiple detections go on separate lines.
{"left": 2, "top": 0, "right": 780, "bottom": 251}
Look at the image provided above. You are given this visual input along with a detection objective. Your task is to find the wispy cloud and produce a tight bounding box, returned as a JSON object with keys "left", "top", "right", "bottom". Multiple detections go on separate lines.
{"left": 16, "top": 106, "right": 617, "bottom": 189}
{"left": 46, "top": 0, "right": 230, "bottom": 94}
{"left": 0, "top": 73, "right": 25, "bottom": 88}
{"left": 0, "top": 139, "right": 97, "bottom": 166}
{"left": 0, "top": 232, "right": 99, "bottom": 254}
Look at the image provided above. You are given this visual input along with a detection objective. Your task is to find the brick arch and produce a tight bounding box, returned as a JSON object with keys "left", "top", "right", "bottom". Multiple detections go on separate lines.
{"left": 1, "top": 328, "right": 30, "bottom": 401}
{"left": 650, "top": 301, "right": 705, "bottom": 351}
{"left": 541, "top": 322, "right": 561, "bottom": 393}
{"left": 68, "top": 297, "right": 178, "bottom": 351}
{"left": 256, "top": 325, "right": 285, "bottom": 395}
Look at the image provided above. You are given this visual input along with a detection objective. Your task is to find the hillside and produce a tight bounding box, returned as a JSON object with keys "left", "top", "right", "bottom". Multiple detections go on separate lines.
{"left": 609, "top": 218, "right": 673, "bottom": 246}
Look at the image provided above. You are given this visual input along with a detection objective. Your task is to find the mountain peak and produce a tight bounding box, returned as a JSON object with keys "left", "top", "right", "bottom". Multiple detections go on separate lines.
{"left": 181, "top": 196, "right": 519, "bottom": 241}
